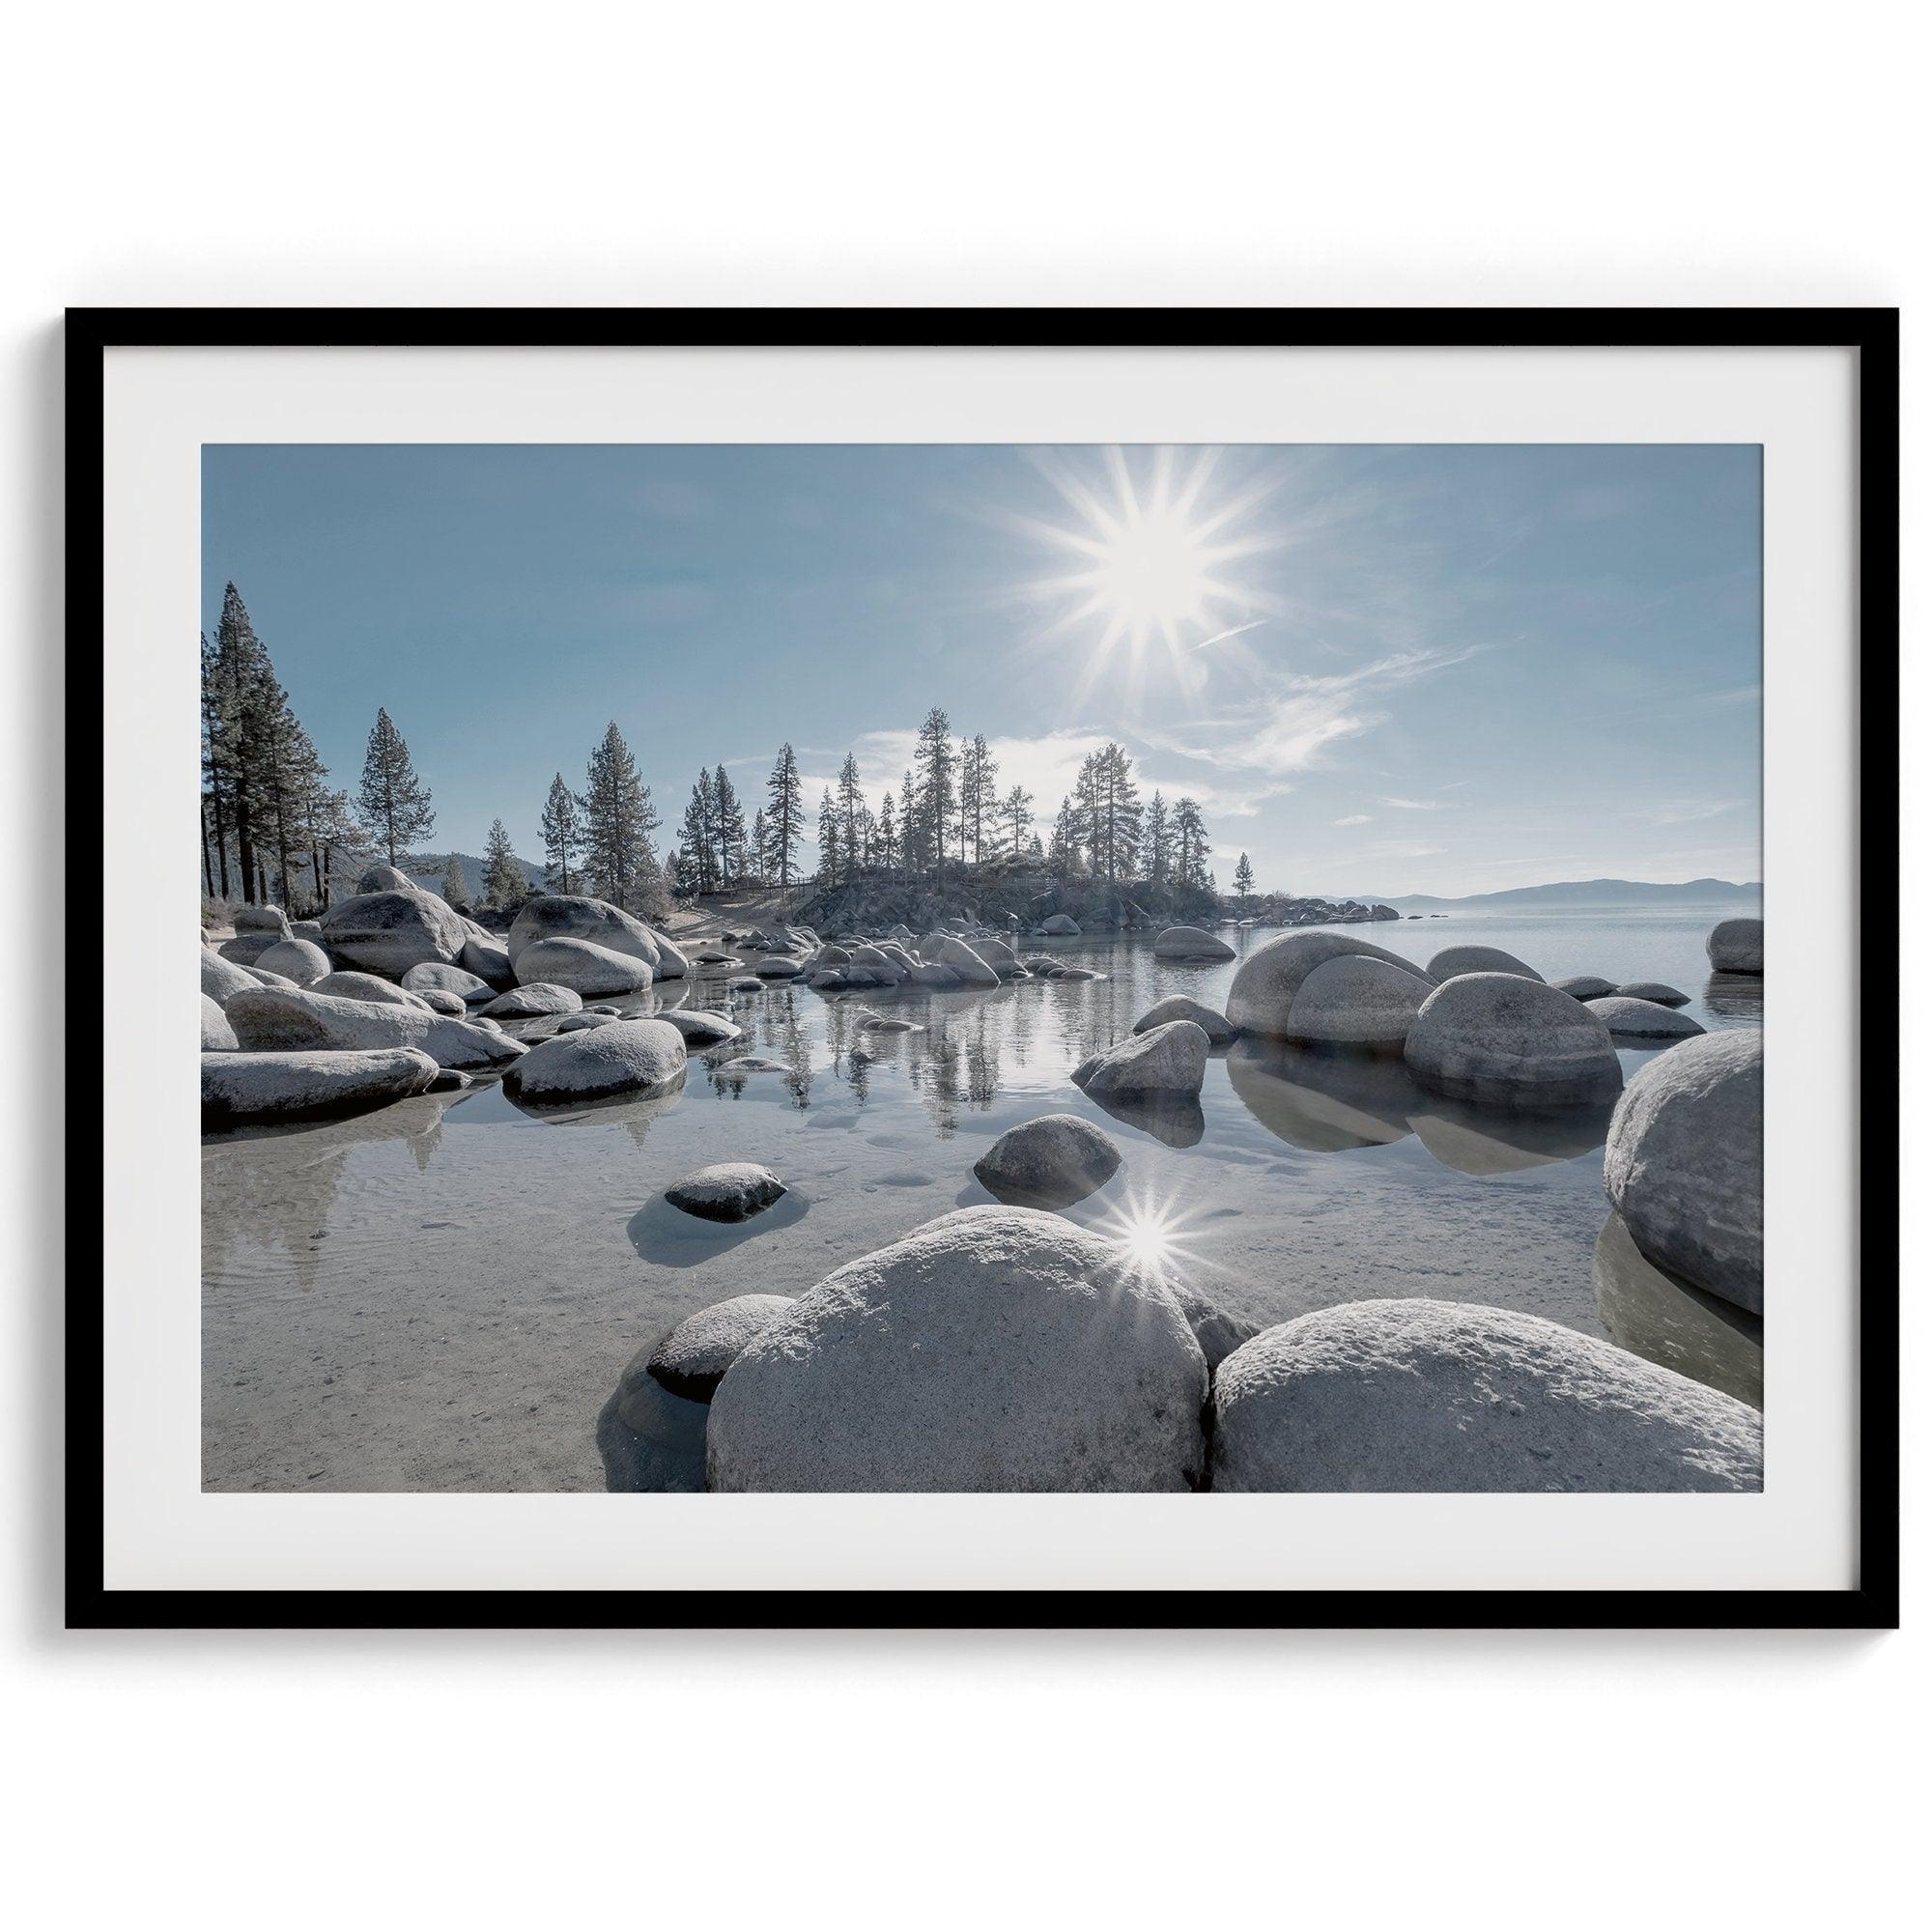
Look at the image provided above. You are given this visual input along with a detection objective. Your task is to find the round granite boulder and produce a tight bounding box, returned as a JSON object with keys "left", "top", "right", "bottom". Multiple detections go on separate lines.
{"left": 646, "top": 1294, "right": 798, "bottom": 1401}
{"left": 401, "top": 961, "right": 497, "bottom": 1004}
{"left": 460, "top": 932, "right": 516, "bottom": 989}
{"left": 936, "top": 936, "right": 1001, "bottom": 988}
{"left": 973, "top": 1113, "right": 1122, "bottom": 1208}
{"left": 1212, "top": 1299, "right": 1762, "bottom": 1492}
{"left": 705, "top": 1206, "right": 1208, "bottom": 1492}
{"left": 1282, "top": 952, "right": 1430, "bottom": 1053}
{"left": 355, "top": 863, "right": 415, "bottom": 894}
{"left": 1153, "top": 924, "right": 1236, "bottom": 962}
{"left": 753, "top": 956, "right": 804, "bottom": 980}
{"left": 200, "top": 993, "right": 239, "bottom": 1051}
{"left": 231, "top": 904, "right": 291, "bottom": 937}
{"left": 1405, "top": 973, "right": 1623, "bottom": 1106}
{"left": 1550, "top": 974, "right": 1616, "bottom": 1001}
{"left": 654, "top": 1009, "right": 741, "bottom": 1046}
{"left": 201, "top": 947, "right": 262, "bottom": 1008}
{"left": 1613, "top": 981, "right": 1690, "bottom": 1009}
{"left": 412, "top": 988, "right": 469, "bottom": 1015}
{"left": 1225, "top": 931, "right": 1432, "bottom": 1039}
{"left": 482, "top": 981, "right": 582, "bottom": 1019}
{"left": 1428, "top": 944, "right": 1543, "bottom": 982}
{"left": 321, "top": 887, "right": 467, "bottom": 976}
{"left": 224, "top": 984, "right": 525, "bottom": 1070}
{"left": 1706, "top": 917, "right": 1763, "bottom": 975}
{"left": 218, "top": 933, "right": 280, "bottom": 967}
{"left": 502, "top": 1015, "right": 687, "bottom": 1105}
{"left": 1604, "top": 1029, "right": 1762, "bottom": 1313}
{"left": 1586, "top": 996, "right": 1706, "bottom": 1041}
{"left": 201, "top": 1047, "right": 440, "bottom": 1127}
{"left": 507, "top": 895, "right": 661, "bottom": 972}
{"left": 310, "top": 971, "right": 434, "bottom": 1009}
{"left": 252, "top": 936, "right": 331, "bottom": 986}
{"left": 515, "top": 935, "right": 654, "bottom": 997}
{"left": 664, "top": 1161, "right": 787, "bottom": 1223}
{"left": 1040, "top": 913, "right": 1081, "bottom": 936}
{"left": 1074, "top": 1019, "right": 1209, "bottom": 1101}
{"left": 1131, "top": 994, "right": 1236, "bottom": 1047}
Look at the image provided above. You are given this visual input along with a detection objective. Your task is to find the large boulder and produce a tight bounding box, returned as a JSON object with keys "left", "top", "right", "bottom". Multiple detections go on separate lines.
{"left": 1428, "top": 944, "right": 1543, "bottom": 982}
{"left": 1604, "top": 1030, "right": 1762, "bottom": 1313}
{"left": 664, "top": 1161, "right": 787, "bottom": 1223}
{"left": 1212, "top": 1299, "right": 1762, "bottom": 1492}
{"left": 310, "top": 971, "right": 434, "bottom": 1009}
{"left": 507, "top": 895, "right": 661, "bottom": 973}
{"left": 973, "top": 1114, "right": 1122, "bottom": 1208}
{"left": 200, "top": 993, "right": 239, "bottom": 1051}
{"left": 321, "top": 888, "right": 467, "bottom": 976}
{"left": 1040, "top": 913, "right": 1081, "bottom": 936}
{"left": 910, "top": 961, "right": 962, "bottom": 988}
{"left": 1074, "top": 1019, "right": 1209, "bottom": 1101}
{"left": 401, "top": 961, "right": 497, "bottom": 1004}
{"left": 844, "top": 944, "right": 907, "bottom": 984}
{"left": 202, "top": 1047, "right": 440, "bottom": 1127}
{"left": 1550, "top": 974, "right": 1616, "bottom": 1001}
{"left": 1281, "top": 952, "right": 1430, "bottom": 1052}
{"left": 218, "top": 933, "right": 281, "bottom": 967}
{"left": 1132, "top": 994, "right": 1236, "bottom": 1047}
{"left": 646, "top": 1294, "right": 798, "bottom": 1402}
{"left": 1225, "top": 931, "right": 1432, "bottom": 1039}
{"left": 200, "top": 947, "right": 262, "bottom": 1008}
{"left": 972, "top": 936, "right": 1026, "bottom": 978}
{"left": 482, "top": 981, "right": 582, "bottom": 1018}
{"left": 753, "top": 956, "right": 804, "bottom": 980}
{"left": 515, "top": 935, "right": 654, "bottom": 997}
{"left": 651, "top": 932, "right": 691, "bottom": 980}
{"left": 1153, "top": 924, "right": 1236, "bottom": 962}
{"left": 654, "top": 1009, "right": 740, "bottom": 1046}
{"left": 503, "top": 1016, "right": 687, "bottom": 1105}
{"left": 936, "top": 936, "right": 1001, "bottom": 988}
{"left": 1613, "top": 980, "right": 1690, "bottom": 1009}
{"left": 1707, "top": 917, "right": 1763, "bottom": 975}
{"left": 705, "top": 1207, "right": 1209, "bottom": 1492}
{"left": 224, "top": 985, "right": 524, "bottom": 1070}
{"left": 460, "top": 927, "right": 516, "bottom": 989}
{"left": 1586, "top": 997, "right": 1706, "bottom": 1042}
{"left": 231, "top": 904, "right": 291, "bottom": 937}
{"left": 1405, "top": 973, "right": 1623, "bottom": 1106}
{"left": 356, "top": 863, "right": 415, "bottom": 894}
{"left": 412, "top": 988, "right": 469, "bottom": 1016}
{"left": 252, "top": 936, "right": 331, "bottom": 986}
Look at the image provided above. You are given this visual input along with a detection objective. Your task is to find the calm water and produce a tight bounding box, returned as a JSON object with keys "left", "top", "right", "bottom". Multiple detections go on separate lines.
{"left": 202, "top": 905, "right": 1764, "bottom": 1491}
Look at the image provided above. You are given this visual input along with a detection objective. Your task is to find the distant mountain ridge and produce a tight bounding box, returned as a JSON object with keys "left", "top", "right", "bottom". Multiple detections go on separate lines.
{"left": 1377, "top": 876, "right": 1762, "bottom": 911}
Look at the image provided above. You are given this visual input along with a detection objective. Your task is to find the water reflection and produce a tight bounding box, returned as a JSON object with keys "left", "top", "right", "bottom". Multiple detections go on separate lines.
{"left": 1226, "top": 1040, "right": 1421, "bottom": 1152}
{"left": 1593, "top": 1209, "right": 1762, "bottom": 1407}
{"left": 1407, "top": 1094, "right": 1614, "bottom": 1177}
{"left": 595, "top": 1337, "right": 709, "bottom": 1492}
{"left": 1083, "top": 1088, "right": 1208, "bottom": 1149}
{"left": 1704, "top": 972, "right": 1765, "bottom": 1021}
{"left": 627, "top": 1185, "right": 811, "bottom": 1266}
{"left": 504, "top": 1072, "right": 688, "bottom": 1144}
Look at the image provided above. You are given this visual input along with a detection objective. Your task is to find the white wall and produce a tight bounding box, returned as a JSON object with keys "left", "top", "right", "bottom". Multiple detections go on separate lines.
{"left": 4, "top": 4, "right": 1917, "bottom": 1925}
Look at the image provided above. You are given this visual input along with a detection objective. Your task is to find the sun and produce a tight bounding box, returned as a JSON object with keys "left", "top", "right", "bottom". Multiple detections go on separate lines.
{"left": 1019, "top": 446, "right": 1278, "bottom": 671}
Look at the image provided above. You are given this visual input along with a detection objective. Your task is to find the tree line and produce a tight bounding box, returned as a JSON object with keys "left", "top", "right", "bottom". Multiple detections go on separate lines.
{"left": 202, "top": 589, "right": 1228, "bottom": 918}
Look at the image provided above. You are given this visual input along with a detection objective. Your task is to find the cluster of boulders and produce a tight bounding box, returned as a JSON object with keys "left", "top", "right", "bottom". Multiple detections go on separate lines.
{"left": 201, "top": 869, "right": 696, "bottom": 1124}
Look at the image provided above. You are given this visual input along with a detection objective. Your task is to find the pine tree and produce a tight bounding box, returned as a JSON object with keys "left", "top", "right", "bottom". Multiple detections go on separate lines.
{"left": 681, "top": 773, "right": 718, "bottom": 895}
{"left": 483, "top": 818, "right": 526, "bottom": 907}
{"left": 578, "top": 722, "right": 660, "bottom": 907}
{"left": 913, "top": 709, "right": 954, "bottom": 877}
{"left": 837, "top": 753, "right": 865, "bottom": 877}
{"left": 959, "top": 733, "right": 999, "bottom": 864}
{"left": 1050, "top": 796, "right": 1079, "bottom": 873}
{"left": 764, "top": 743, "right": 804, "bottom": 897}
{"left": 1234, "top": 852, "right": 1255, "bottom": 902}
{"left": 877, "top": 790, "right": 898, "bottom": 872}
{"left": 816, "top": 788, "right": 840, "bottom": 884}
{"left": 1002, "top": 784, "right": 1034, "bottom": 859}
{"left": 356, "top": 706, "right": 436, "bottom": 866}
{"left": 713, "top": 766, "right": 748, "bottom": 884}
{"left": 539, "top": 774, "right": 581, "bottom": 894}
{"left": 750, "top": 808, "right": 769, "bottom": 887}
{"left": 1093, "top": 742, "right": 1142, "bottom": 884}
{"left": 205, "top": 584, "right": 301, "bottom": 902}
{"left": 898, "top": 770, "right": 919, "bottom": 881}
{"left": 442, "top": 851, "right": 469, "bottom": 908}
{"left": 1174, "top": 796, "right": 1210, "bottom": 889}
{"left": 1145, "top": 792, "right": 1171, "bottom": 885}
{"left": 199, "top": 632, "right": 232, "bottom": 899}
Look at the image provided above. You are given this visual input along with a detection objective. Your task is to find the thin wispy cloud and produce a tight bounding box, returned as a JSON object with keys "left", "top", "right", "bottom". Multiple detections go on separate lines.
{"left": 1333, "top": 813, "right": 1373, "bottom": 827}
{"left": 1380, "top": 795, "right": 1444, "bottom": 811}
{"left": 1638, "top": 798, "right": 1741, "bottom": 827}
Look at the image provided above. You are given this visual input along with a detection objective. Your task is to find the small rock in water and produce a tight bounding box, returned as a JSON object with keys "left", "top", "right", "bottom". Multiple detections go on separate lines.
{"left": 647, "top": 1293, "right": 798, "bottom": 1401}
{"left": 664, "top": 1161, "right": 788, "bottom": 1223}
{"left": 856, "top": 1012, "right": 923, "bottom": 1034}
{"left": 1585, "top": 996, "right": 1706, "bottom": 1041}
{"left": 503, "top": 1015, "right": 687, "bottom": 1105}
{"left": 1706, "top": 917, "right": 1763, "bottom": 976}
{"left": 1078, "top": 1020, "right": 1209, "bottom": 1101}
{"left": 483, "top": 981, "right": 582, "bottom": 1018}
{"left": 1132, "top": 994, "right": 1236, "bottom": 1047}
{"left": 754, "top": 956, "right": 804, "bottom": 979}
{"left": 1428, "top": 944, "right": 1543, "bottom": 982}
{"left": 973, "top": 1113, "right": 1122, "bottom": 1208}
{"left": 656, "top": 1009, "right": 741, "bottom": 1045}
{"left": 728, "top": 977, "right": 763, "bottom": 993}
{"left": 1153, "top": 923, "right": 1236, "bottom": 962}
{"left": 427, "top": 1065, "right": 473, "bottom": 1094}
{"left": 715, "top": 1055, "right": 789, "bottom": 1077}
{"left": 1550, "top": 974, "right": 1616, "bottom": 1001}
{"left": 1612, "top": 980, "right": 1690, "bottom": 1008}
{"left": 1212, "top": 1299, "right": 1762, "bottom": 1492}
{"left": 1040, "top": 913, "right": 1081, "bottom": 935}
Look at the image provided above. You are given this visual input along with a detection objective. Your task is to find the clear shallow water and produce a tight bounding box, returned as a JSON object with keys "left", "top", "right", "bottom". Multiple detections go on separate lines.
{"left": 202, "top": 906, "right": 1763, "bottom": 1491}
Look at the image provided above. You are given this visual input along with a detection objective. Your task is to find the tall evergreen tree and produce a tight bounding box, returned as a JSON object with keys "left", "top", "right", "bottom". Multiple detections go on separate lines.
{"left": 1145, "top": 791, "right": 1171, "bottom": 885}
{"left": 958, "top": 733, "right": 999, "bottom": 864}
{"left": 483, "top": 818, "right": 526, "bottom": 907}
{"left": 1093, "top": 742, "right": 1142, "bottom": 883}
{"left": 442, "top": 851, "right": 469, "bottom": 907}
{"left": 876, "top": 790, "right": 898, "bottom": 873}
{"left": 1050, "top": 795, "right": 1079, "bottom": 873}
{"left": 199, "top": 631, "right": 232, "bottom": 899}
{"left": 1173, "top": 796, "right": 1210, "bottom": 889}
{"left": 913, "top": 708, "right": 955, "bottom": 876}
{"left": 540, "top": 773, "right": 582, "bottom": 893}
{"left": 1234, "top": 852, "right": 1255, "bottom": 902}
{"left": 764, "top": 743, "right": 805, "bottom": 897}
{"left": 356, "top": 706, "right": 436, "bottom": 866}
{"left": 1002, "top": 784, "right": 1035, "bottom": 859}
{"left": 578, "top": 722, "right": 660, "bottom": 907}
{"left": 713, "top": 766, "right": 748, "bottom": 884}
{"left": 750, "top": 808, "right": 769, "bottom": 887}
{"left": 680, "top": 772, "right": 719, "bottom": 895}
{"left": 837, "top": 753, "right": 865, "bottom": 876}
{"left": 897, "top": 769, "right": 919, "bottom": 881}
{"left": 816, "top": 788, "right": 841, "bottom": 884}
{"left": 204, "top": 584, "right": 294, "bottom": 901}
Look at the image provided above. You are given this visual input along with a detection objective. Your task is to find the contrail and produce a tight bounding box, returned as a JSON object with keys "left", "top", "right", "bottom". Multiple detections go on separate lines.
{"left": 1188, "top": 618, "right": 1266, "bottom": 652}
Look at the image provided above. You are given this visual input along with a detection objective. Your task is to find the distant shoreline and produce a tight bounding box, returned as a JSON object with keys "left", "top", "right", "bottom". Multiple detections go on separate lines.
{"left": 1371, "top": 877, "right": 1762, "bottom": 912}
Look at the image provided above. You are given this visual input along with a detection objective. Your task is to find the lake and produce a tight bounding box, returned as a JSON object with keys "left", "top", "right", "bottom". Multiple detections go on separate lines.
{"left": 201, "top": 904, "right": 1764, "bottom": 1491}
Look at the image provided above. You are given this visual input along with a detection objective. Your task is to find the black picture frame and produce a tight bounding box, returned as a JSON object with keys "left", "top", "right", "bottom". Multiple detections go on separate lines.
{"left": 69, "top": 306, "right": 1899, "bottom": 1632}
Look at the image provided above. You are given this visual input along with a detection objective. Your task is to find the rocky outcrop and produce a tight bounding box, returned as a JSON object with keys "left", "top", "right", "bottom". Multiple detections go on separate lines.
{"left": 507, "top": 895, "right": 662, "bottom": 972}
{"left": 654, "top": 1009, "right": 740, "bottom": 1045}
{"left": 973, "top": 1114, "right": 1122, "bottom": 1207}
{"left": 1405, "top": 973, "right": 1622, "bottom": 1106}
{"left": 1212, "top": 1299, "right": 1762, "bottom": 1492}
{"left": 705, "top": 1207, "right": 1208, "bottom": 1492}
{"left": 1604, "top": 1030, "right": 1762, "bottom": 1313}
{"left": 935, "top": 936, "right": 1001, "bottom": 988}
{"left": 202, "top": 1047, "right": 440, "bottom": 1127}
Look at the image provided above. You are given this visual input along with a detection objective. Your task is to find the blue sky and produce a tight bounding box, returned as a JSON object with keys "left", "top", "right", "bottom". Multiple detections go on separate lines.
{"left": 202, "top": 442, "right": 1760, "bottom": 898}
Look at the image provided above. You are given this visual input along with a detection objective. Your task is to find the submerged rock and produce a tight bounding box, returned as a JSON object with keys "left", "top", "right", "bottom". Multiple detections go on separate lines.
{"left": 646, "top": 1293, "right": 798, "bottom": 1401}
{"left": 1132, "top": 994, "right": 1236, "bottom": 1047}
{"left": 503, "top": 1015, "right": 687, "bottom": 1105}
{"left": 1405, "top": 973, "right": 1623, "bottom": 1106}
{"left": 1428, "top": 944, "right": 1543, "bottom": 981}
{"left": 515, "top": 935, "right": 654, "bottom": 997}
{"left": 973, "top": 1113, "right": 1122, "bottom": 1207}
{"left": 1707, "top": 917, "right": 1763, "bottom": 975}
{"left": 200, "top": 993, "right": 239, "bottom": 1051}
{"left": 664, "top": 1161, "right": 787, "bottom": 1223}
{"left": 253, "top": 936, "right": 331, "bottom": 986}
{"left": 1212, "top": 1299, "right": 1762, "bottom": 1492}
{"left": 1604, "top": 1029, "right": 1762, "bottom": 1313}
{"left": 1075, "top": 1019, "right": 1209, "bottom": 1101}
{"left": 1226, "top": 931, "right": 1432, "bottom": 1039}
{"left": 321, "top": 887, "right": 467, "bottom": 976}
{"left": 1585, "top": 996, "right": 1706, "bottom": 1041}
{"left": 225, "top": 984, "right": 525, "bottom": 1070}
{"left": 1153, "top": 923, "right": 1236, "bottom": 961}
{"left": 202, "top": 1047, "right": 440, "bottom": 1127}
{"left": 482, "top": 981, "right": 582, "bottom": 1018}
{"left": 1226, "top": 1039, "right": 1423, "bottom": 1153}
{"left": 705, "top": 1206, "right": 1208, "bottom": 1492}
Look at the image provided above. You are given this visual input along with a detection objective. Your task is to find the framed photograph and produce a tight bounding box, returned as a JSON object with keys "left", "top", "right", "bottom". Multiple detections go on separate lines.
{"left": 72, "top": 308, "right": 1896, "bottom": 1629}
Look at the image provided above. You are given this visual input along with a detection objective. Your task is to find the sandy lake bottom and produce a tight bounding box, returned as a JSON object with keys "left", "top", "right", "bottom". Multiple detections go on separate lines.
{"left": 202, "top": 905, "right": 1764, "bottom": 1491}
